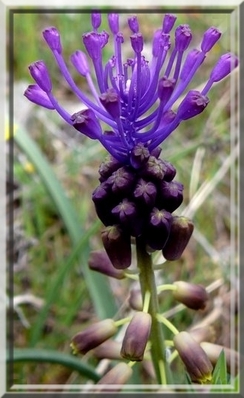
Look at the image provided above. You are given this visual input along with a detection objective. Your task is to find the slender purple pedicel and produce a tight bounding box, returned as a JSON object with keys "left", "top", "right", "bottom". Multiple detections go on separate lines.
{"left": 25, "top": 12, "right": 239, "bottom": 166}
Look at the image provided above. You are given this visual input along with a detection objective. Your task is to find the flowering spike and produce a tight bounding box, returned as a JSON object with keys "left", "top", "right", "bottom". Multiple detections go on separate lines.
{"left": 91, "top": 12, "right": 101, "bottom": 30}
{"left": 128, "top": 15, "right": 139, "bottom": 33}
{"left": 120, "top": 312, "right": 152, "bottom": 361}
{"left": 70, "top": 50, "right": 90, "bottom": 76}
{"left": 201, "top": 26, "right": 221, "bottom": 53}
{"left": 42, "top": 26, "right": 62, "bottom": 54}
{"left": 70, "top": 109, "right": 102, "bottom": 139}
{"left": 28, "top": 61, "right": 52, "bottom": 93}
{"left": 24, "top": 84, "right": 55, "bottom": 109}
{"left": 25, "top": 13, "right": 238, "bottom": 165}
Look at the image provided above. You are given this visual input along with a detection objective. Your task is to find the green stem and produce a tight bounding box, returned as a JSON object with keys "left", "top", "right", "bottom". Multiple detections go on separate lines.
{"left": 136, "top": 237, "right": 172, "bottom": 385}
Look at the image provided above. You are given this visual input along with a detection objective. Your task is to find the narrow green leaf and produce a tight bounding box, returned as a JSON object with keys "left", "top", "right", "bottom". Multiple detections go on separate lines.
{"left": 211, "top": 349, "right": 228, "bottom": 385}
{"left": 14, "top": 125, "right": 118, "bottom": 341}
{"left": 8, "top": 348, "right": 100, "bottom": 382}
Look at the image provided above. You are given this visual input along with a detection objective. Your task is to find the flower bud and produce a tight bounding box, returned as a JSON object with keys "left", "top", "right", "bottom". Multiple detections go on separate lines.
{"left": 158, "top": 180, "right": 184, "bottom": 212}
{"left": 146, "top": 208, "right": 172, "bottom": 250}
{"left": 128, "top": 289, "right": 143, "bottom": 311}
{"left": 107, "top": 166, "right": 135, "bottom": 195}
{"left": 128, "top": 16, "right": 139, "bottom": 33}
{"left": 70, "top": 50, "right": 90, "bottom": 76}
{"left": 130, "top": 143, "right": 150, "bottom": 169}
{"left": 88, "top": 250, "right": 125, "bottom": 279}
{"left": 91, "top": 12, "right": 101, "bottom": 30}
{"left": 92, "top": 182, "right": 116, "bottom": 226}
{"left": 162, "top": 14, "right": 177, "bottom": 34}
{"left": 141, "top": 156, "right": 165, "bottom": 181}
{"left": 28, "top": 61, "right": 52, "bottom": 93}
{"left": 162, "top": 216, "right": 194, "bottom": 261}
{"left": 200, "top": 342, "right": 239, "bottom": 375}
{"left": 175, "top": 24, "right": 192, "bottom": 51}
{"left": 201, "top": 26, "right": 221, "bottom": 53}
{"left": 173, "top": 281, "right": 209, "bottom": 310}
{"left": 98, "top": 155, "right": 122, "bottom": 182}
{"left": 130, "top": 33, "right": 144, "bottom": 54}
{"left": 100, "top": 88, "right": 121, "bottom": 119}
{"left": 101, "top": 225, "right": 131, "bottom": 269}
{"left": 71, "top": 319, "right": 118, "bottom": 355}
{"left": 42, "top": 26, "right": 62, "bottom": 54}
{"left": 177, "top": 90, "right": 209, "bottom": 121}
{"left": 210, "top": 52, "right": 239, "bottom": 82}
{"left": 71, "top": 109, "right": 102, "bottom": 139}
{"left": 173, "top": 331, "right": 213, "bottom": 383}
{"left": 24, "top": 84, "right": 55, "bottom": 109}
{"left": 158, "top": 76, "right": 175, "bottom": 107}
{"left": 92, "top": 339, "right": 122, "bottom": 360}
{"left": 96, "top": 362, "right": 133, "bottom": 391}
{"left": 160, "top": 160, "right": 176, "bottom": 181}
{"left": 134, "top": 178, "right": 157, "bottom": 208}
{"left": 108, "top": 13, "right": 119, "bottom": 34}
{"left": 121, "top": 312, "right": 152, "bottom": 361}
{"left": 180, "top": 49, "right": 203, "bottom": 81}
{"left": 111, "top": 199, "right": 142, "bottom": 236}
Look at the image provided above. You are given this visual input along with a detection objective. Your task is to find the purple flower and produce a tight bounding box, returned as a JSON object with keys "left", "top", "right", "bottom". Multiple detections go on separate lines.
{"left": 25, "top": 13, "right": 238, "bottom": 167}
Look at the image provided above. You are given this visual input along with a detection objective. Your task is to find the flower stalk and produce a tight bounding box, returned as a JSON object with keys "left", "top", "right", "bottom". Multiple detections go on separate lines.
{"left": 136, "top": 236, "right": 172, "bottom": 384}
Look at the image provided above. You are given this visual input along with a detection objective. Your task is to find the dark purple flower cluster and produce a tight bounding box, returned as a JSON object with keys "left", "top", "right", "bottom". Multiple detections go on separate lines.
{"left": 24, "top": 12, "right": 238, "bottom": 166}
{"left": 92, "top": 144, "right": 193, "bottom": 268}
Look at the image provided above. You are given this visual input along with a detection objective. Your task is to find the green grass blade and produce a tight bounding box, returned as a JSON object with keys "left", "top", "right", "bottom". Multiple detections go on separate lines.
{"left": 14, "top": 124, "right": 118, "bottom": 336}
{"left": 211, "top": 349, "right": 228, "bottom": 385}
{"left": 8, "top": 348, "right": 100, "bottom": 382}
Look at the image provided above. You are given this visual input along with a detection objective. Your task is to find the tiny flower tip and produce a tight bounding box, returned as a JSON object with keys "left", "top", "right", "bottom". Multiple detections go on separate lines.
{"left": 163, "top": 14, "right": 177, "bottom": 33}
{"left": 70, "top": 50, "right": 89, "bottom": 76}
{"left": 24, "top": 84, "right": 55, "bottom": 109}
{"left": 91, "top": 12, "right": 101, "bottom": 30}
{"left": 210, "top": 52, "right": 239, "bottom": 82}
{"left": 28, "top": 61, "right": 52, "bottom": 93}
{"left": 201, "top": 26, "right": 221, "bottom": 53}
{"left": 128, "top": 16, "right": 139, "bottom": 33}
{"left": 42, "top": 26, "right": 62, "bottom": 54}
{"left": 175, "top": 24, "right": 192, "bottom": 51}
{"left": 108, "top": 13, "right": 119, "bottom": 34}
